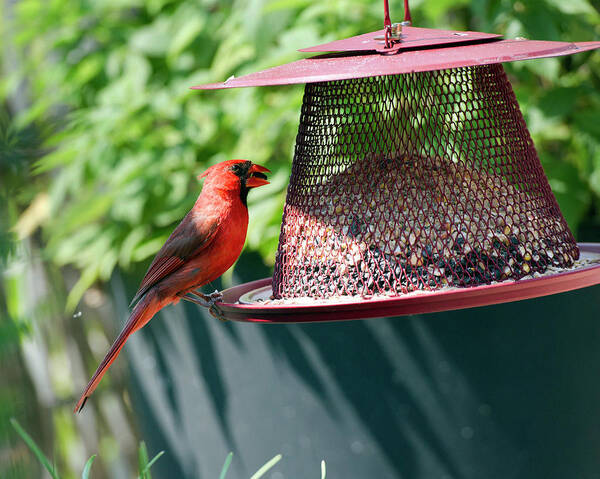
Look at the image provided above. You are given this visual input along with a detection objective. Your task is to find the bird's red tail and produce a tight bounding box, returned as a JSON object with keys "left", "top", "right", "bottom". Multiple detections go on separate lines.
{"left": 74, "top": 292, "right": 161, "bottom": 413}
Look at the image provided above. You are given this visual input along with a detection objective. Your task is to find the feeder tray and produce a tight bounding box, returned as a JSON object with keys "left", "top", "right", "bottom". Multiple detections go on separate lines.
{"left": 193, "top": 10, "right": 600, "bottom": 323}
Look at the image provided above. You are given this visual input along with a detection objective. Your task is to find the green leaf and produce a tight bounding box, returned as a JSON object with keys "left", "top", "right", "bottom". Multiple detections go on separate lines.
{"left": 138, "top": 441, "right": 150, "bottom": 479}
{"left": 211, "top": 32, "right": 256, "bottom": 79}
{"left": 543, "top": 154, "right": 592, "bottom": 236}
{"left": 140, "top": 450, "right": 165, "bottom": 477}
{"left": 4, "top": 266, "right": 26, "bottom": 320}
{"left": 81, "top": 455, "right": 96, "bottom": 479}
{"left": 525, "top": 58, "right": 561, "bottom": 82}
{"left": 10, "top": 418, "right": 61, "bottom": 479}
{"left": 55, "top": 193, "right": 115, "bottom": 236}
{"left": 72, "top": 56, "right": 104, "bottom": 85}
{"left": 119, "top": 226, "right": 150, "bottom": 268}
{"left": 250, "top": 454, "right": 282, "bottom": 479}
{"left": 168, "top": 16, "right": 205, "bottom": 61}
{"left": 589, "top": 169, "right": 600, "bottom": 197}
{"left": 575, "top": 111, "right": 600, "bottom": 137}
{"left": 538, "top": 88, "right": 578, "bottom": 118}
{"left": 66, "top": 265, "right": 100, "bottom": 312}
{"left": 131, "top": 234, "right": 168, "bottom": 262}
{"left": 218, "top": 452, "right": 234, "bottom": 479}
{"left": 33, "top": 146, "right": 78, "bottom": 174}
{"left": 546, "top": 0, "right": 596, "bottom": 15}
{"left": 264, "top": 0, "right": 313, "bottom": 13}
{"left": 130, "top": 17, "right": 171, "bottom": 56}
{"left": 422, "top": 0, "right": 470, "bottom": 22}
{"left": 137, "top": 441, "right": 164, "bottom": 479}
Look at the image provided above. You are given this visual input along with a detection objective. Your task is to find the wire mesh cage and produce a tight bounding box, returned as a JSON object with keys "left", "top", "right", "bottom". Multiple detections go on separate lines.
{"left": 272, "top": 63, "right": 579, "bottom": 299}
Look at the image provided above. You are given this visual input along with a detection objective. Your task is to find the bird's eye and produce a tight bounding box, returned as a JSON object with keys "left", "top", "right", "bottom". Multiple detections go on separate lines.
{"left": 231, "top": 164, "right": 241, "bottom": 172}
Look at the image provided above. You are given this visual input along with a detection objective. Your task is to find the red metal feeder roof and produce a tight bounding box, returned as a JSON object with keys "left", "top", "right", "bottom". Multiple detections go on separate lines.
{"left": 193, "top": 26, "right": 600, "bottom": 90}
{"left": 299, "top": 25, "right": 501, "bottom": 53}
{"left": 192, "top": 23, "right": 600, "bottom": 323}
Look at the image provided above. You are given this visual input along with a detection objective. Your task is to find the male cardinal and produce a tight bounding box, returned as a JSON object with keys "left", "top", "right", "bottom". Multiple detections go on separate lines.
{"left": 74, "top": 159, "right": 270, "bottom": 413}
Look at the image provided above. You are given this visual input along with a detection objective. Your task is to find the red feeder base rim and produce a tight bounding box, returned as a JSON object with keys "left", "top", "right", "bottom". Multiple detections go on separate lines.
{"left": 216, "top": 243, "right": 600, "bottom": 323}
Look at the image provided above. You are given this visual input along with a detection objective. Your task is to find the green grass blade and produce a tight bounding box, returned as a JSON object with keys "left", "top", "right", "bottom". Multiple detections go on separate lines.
{"left": 249, "top": 454, "right": 282, "bottom": 479}
{"left": 81, "top": 455, "right": 96, "bottom": 479}
{"left": 141, "top": 450, "right": 165, "bottom": 476}
{"left": 321, "top": 460, "right": 326, "bottom": 479}
{"left": 10, "top": 418, "right": 60, "bottom": 479}
{"left": 218, "top": 452, "right": 234, "bottom": 479}
{"left": 138, "top": 441, "right": 150, "bottom": 479}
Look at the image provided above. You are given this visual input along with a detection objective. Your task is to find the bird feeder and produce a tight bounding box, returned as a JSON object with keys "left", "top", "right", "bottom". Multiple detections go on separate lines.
{"left": 193, "top": 1, "right": 600, "bottom": 323}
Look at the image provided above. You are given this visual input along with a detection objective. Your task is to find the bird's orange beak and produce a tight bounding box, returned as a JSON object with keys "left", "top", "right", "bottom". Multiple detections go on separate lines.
{"left": 245, "top": 163, "right": 271, "bottom": 188}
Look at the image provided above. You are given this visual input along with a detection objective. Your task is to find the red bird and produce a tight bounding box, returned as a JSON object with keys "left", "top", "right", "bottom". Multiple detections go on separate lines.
{"left": 74, "top": 159, "right": 270, "bottom": 413}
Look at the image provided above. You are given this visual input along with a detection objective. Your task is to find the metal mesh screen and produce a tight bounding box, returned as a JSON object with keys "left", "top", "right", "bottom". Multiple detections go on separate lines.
{"left": 272, "top": 64, "right": 578, "bottom": 299}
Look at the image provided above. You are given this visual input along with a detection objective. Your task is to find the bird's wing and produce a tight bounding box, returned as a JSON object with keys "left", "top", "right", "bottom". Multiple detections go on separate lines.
{"left": 129, "top": 213, "right": 220, "bottom": 306}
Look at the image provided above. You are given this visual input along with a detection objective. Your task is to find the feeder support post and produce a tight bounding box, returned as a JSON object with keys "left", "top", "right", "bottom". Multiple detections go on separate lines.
{"left": 383, "top": 0, "right": 412, "bottom": 47}
{"left": 383, "top": 0, "right": 412, "bottom": 24}
{"left": 403, "top": 0, "right": 412, "bottom": 24}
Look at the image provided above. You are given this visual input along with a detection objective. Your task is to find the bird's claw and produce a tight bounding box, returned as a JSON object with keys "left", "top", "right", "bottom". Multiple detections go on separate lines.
{"left": 209, "top": 303, "right": 226, "bottom": 322}
{"left": 208, "top": 290, "right": 223, "bottom": 301}
{"left": 182, "top": 290, "right": 227, "bottom": 321}
{"left": 205, "top": 290, "right": 226, "bottom": 322}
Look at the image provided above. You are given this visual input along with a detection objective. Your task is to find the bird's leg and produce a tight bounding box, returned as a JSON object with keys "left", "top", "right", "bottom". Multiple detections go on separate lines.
{"left": 191, "top": 290, "right": 223, "bottom": 303}
{"left": 181, "top": 294, "right": 208, "bottom": 306}
{"left": 195, "top": 290, "right": 225, "bottom": 322}
{"left": 185, "top": 290, "right": 226, "bottom": 322}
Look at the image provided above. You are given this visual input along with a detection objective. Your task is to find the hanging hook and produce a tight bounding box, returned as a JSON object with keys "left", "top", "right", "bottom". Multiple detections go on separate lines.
{"left": 382, "top": 0, "right": 411, "bottom": 48}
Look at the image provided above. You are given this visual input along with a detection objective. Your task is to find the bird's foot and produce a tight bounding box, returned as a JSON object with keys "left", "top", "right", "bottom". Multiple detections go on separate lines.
{"left": 206, "top": 290, "right": 223, "bottom": 302}
{"left": 206, "top": 290, "right": 225, "bottom": 322}
{"left": 209, "top": 303, "right": 226, "bottom": 322}
{"left": 184, "top": 290, "right": 226, "bottom": 321}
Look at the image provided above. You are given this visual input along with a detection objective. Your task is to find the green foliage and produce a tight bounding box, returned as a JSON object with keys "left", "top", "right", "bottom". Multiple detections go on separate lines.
{"left": 11, "top": 418, "right": 163, "bottom": 479}
{"left": 10, "top": 421, "right": 323, "bottom": 479}
{"left": 81, "top": 455, "right": 97, "bottom": 479}
{"left": 137, "top": 441, "right": 165, "bottom": 479}
{"left": 2, "top": 0, "right": 599, "bottom": 308}
{"left": 10, "top": 418, "right": 60, "bottom": 479}
{"left": 0, "top": 111, "right": 42, "bottom": 266}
